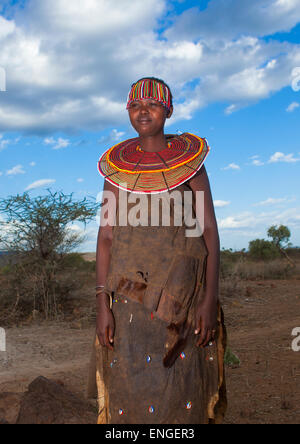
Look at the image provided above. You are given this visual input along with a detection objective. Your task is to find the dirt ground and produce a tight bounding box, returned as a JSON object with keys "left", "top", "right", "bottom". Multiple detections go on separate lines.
{"left": 0, "top": 278, "right": 299, "bottom": 424}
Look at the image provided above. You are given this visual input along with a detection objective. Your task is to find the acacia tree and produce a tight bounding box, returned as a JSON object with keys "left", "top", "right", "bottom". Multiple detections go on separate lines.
{"left": 267, "top": 225, "right": 294, "bottom": 266}
{"left": 267, "top": 225, "right": 291, "bottom": 248}
{"left": 0, "top": 190, "right": 100, "bottom": 320}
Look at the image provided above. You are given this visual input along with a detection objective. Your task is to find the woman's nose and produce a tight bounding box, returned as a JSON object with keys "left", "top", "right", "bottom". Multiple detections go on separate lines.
{"left": 140, "top": 105, "right": 149, "bottom": 114}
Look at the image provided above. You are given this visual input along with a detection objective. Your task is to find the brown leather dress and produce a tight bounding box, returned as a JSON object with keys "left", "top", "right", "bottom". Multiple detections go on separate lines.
{"left": 88, "top": 182, "right": 227, "bottom": 424}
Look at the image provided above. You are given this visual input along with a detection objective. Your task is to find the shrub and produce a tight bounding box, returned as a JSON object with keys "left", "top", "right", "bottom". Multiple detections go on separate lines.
{"left": 248, "top": 239, "right": 280, "bottom": 261}
{"left": 0, "top": 190, "right": 100, "bottom": 321}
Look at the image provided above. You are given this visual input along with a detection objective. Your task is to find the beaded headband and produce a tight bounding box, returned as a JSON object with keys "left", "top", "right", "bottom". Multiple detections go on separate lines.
{"left": 126, "top": 78, "right": 172, "bottom": 112}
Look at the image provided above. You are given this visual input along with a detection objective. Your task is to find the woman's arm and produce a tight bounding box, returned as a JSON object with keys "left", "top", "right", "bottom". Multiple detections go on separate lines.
{"left": 188, "top": 165, "right": 220, "bottom": 347}
{"left": 96, "top": 179, "right": 118, "bottom": 350}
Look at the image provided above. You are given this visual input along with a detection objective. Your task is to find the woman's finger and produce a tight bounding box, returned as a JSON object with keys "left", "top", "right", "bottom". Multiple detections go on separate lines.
{"left": 109, "top": 324, "right": 115, "bottom": 345}
{"left": 202, "top": 329, "right": 212, "bottom": 348}
{"left": 194, "top": 317, "right": 202, "bottom": 335}
{"left": 211, "top": 327, "right": 217, "bottom": 340}
{"left": 196, "top": 327, "right": 208, "bottom": 347}
{"left": 105, "top": 326, "right": 114, "bottom": 350}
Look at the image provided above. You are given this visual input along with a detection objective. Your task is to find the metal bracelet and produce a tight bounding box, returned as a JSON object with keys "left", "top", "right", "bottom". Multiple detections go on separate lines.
{"left": 95, "top": 291, "right": 113, "bottom": 309}
{"left": 96, "top": 290, "right": 107, "bottom": 296}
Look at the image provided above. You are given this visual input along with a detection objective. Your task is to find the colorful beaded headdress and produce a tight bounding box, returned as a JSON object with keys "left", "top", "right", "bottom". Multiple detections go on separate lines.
{"left": 126, "top": 78, "right": 172, "bottom": 112}
{"left": 98, "top": 133, "right": 210, "bottom": 194}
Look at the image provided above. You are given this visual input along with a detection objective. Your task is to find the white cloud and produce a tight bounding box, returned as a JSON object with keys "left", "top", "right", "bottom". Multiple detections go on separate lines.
{"left": 30, "top": 162, "right": 36, "bottom": 167}
{"left": 77, "top": 178, "right": 84, "bottom": 183}
{"left": 225, "top": 104, "right": 239, "bottom": 115}
{"left": 222, "top": 163, "right": 241, "bottom": 171}
{"left": 0, "top": 15, "right": 16, "bottom": 39}
{"left": 98, "top": 129, "right": 126, "bottom": 145}
{"left": 0, "top": 134, "right": 10, "bottom": 151}
{"left": 6, "top": 164, "right": 25, "bottom": 175}
{"left": 286, "top": 102, "right": 300, "bottom": 112}
{"left": 218, "top": 212, "right": 255, "bottom": 229}
{"left": 218, "top": 207, "right": 300, "bottom": 231}
{"left": 214, "top": 200, "right": 231, "bottom": 208}
{"left": 248, "top": 155, "right": 265, "bottom": 166}
{"left": 44, "top": 137, "right": 70, "bottom": 150}
{"left": 110, "top": 129, "right": 126, "bottom": 142}
{"left": 31, "top": 0, "right": 165, "bottom": 35}
{"left": 67, "top": 224, "right": 82, "bottom": 233}
{"left": 252, "top": 159, "right": 264, "bottom": 166}
{"left": 0, "top": 135, "right": 21, "bottom": 151}
{"left": 268, "top": 152, "right": 300, "bottom": 163}
{"left": 254, "top": 197, "right": 289, "bottom": 206}
{"left": 74, "top": 222, "right": 100, "bottom": 252}
{"left": 272, "top": 207, "right": 300, "bottom": 227}
{"left": 44, "top": 138, "right": 54, "bottom": 144}
{"left": 0, "top": 0, "right": 300, "bottom": 133}
{"left": 25, "top": 179, "right": 56, "bottom": 191}
{"left": 165, "top": 0, "right": 300, "bottom": 41}
{"left": 164, "top": 41, "right": 203, "bottom": 61}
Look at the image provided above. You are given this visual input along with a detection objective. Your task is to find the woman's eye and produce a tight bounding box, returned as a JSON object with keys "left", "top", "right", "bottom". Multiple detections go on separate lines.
{"left": 129, "top": 103, "right": 139, "bottom": 109}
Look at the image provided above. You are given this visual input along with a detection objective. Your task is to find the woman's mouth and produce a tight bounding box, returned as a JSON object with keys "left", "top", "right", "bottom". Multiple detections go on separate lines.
{"left": 138, "top": 119, "right": 152, "bottom": 124}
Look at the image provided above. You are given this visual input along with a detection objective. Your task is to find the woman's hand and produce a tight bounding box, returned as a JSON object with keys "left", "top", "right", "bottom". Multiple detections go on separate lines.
{"left": 96, "top": 292, "right": 115, "bottom": 350}
{"left": 194, "top": 297, "right": 218, "bottom": 347}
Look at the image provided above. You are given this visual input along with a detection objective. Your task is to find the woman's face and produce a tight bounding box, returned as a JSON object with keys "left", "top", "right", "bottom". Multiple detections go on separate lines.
{"left": 128, "top": 98, "right": 173, "bottom": 137}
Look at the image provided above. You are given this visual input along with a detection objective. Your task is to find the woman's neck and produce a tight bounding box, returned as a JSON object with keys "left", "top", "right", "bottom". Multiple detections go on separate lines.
{"left": 138, "top": 133, "right": 167, "bottom": 153}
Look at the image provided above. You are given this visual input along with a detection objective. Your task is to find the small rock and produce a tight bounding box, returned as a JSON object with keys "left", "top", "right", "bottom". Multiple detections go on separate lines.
{"left": 16, "top": 376, "right": 97, "bottom": 424}
{"left": 0, "top": 393, "right": 23, "bottom": 424}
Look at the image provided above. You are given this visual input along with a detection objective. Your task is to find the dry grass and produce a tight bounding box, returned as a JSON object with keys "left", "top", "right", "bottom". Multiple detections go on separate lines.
{"left": 221, "top": 258, "right": 299, "bottom": 280}
{"left": 233, "top": 260, "right": 296, "bottom": 280}
{"left": 219, "top": 259, "right": 300, "bottom": 300}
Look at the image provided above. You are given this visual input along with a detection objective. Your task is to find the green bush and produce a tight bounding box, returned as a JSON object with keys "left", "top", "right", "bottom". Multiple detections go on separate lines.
{"left": 61, "top": 253, "right": 86, "bottom": 268}
{"left": 224, "top": 347, "right": 241, "bottom": 367}
{"left": 248, "top": 239, "right": 280, "bottom": 261}
{"left": 61, "top": 253, "right": 96, "bottom": 272}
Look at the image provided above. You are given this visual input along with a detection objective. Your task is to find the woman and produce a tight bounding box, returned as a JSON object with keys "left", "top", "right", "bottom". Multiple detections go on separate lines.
{"left": 91, "top": 77, "right": 227, "bottom": 424}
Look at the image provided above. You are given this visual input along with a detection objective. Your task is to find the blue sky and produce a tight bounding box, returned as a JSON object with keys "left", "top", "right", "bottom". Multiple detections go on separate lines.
{"left": 0, "top": 0, "right": 300, "bottom": 251}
